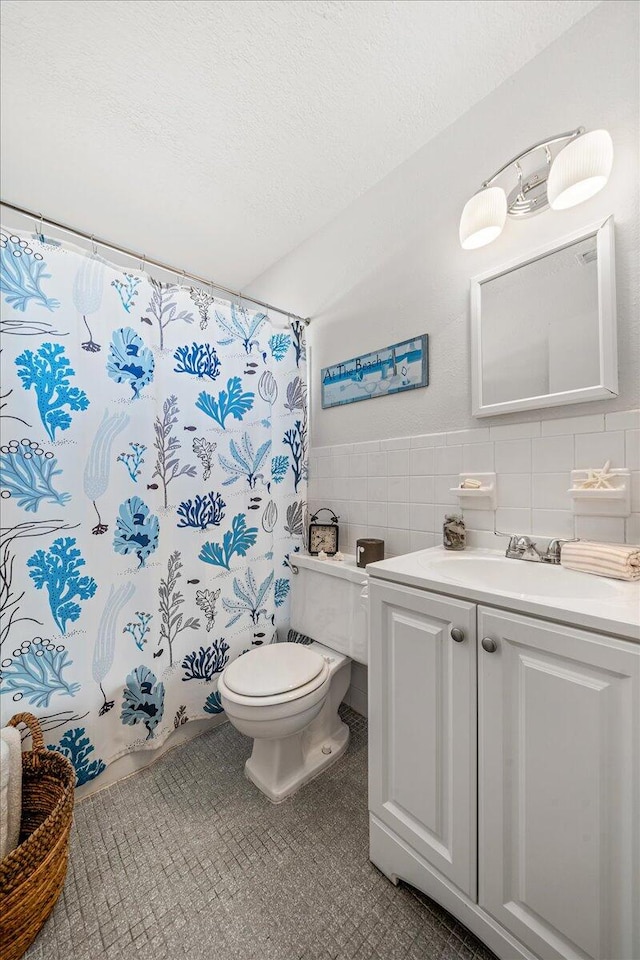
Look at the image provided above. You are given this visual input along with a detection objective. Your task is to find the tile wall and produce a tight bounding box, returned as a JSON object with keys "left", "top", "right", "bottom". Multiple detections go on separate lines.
{"left": 308, "top": 408, "right": 640, "bottom": 557}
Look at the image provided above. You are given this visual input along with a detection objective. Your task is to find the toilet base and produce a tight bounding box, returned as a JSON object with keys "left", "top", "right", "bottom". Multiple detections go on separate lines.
{"left": 244, "top": 719, "right": 350, "bottom": 804}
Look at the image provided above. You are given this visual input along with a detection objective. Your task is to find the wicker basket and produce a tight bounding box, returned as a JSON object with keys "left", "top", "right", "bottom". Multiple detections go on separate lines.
{"left": 0, "top": 712, "right": 75, "bottom": 960}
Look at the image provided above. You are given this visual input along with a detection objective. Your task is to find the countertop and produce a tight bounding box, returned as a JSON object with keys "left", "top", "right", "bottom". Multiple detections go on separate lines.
{"left": 367, "top": 546, "right": 640, "bottom": 643}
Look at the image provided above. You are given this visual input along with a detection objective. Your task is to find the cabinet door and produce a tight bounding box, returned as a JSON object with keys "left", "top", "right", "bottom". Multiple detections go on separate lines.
{"left": 369, "top": 579, "right": 477, "bottom": 898}
{"left": 478, "top": 607, "right": 640, "bottom": 960}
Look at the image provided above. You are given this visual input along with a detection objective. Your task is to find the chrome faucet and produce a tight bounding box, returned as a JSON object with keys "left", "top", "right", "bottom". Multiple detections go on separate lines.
{"left": 505, "top": 535, "right": 576, "bottom": 564}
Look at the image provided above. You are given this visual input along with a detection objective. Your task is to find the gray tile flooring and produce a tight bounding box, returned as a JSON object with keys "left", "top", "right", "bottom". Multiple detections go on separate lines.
{"left": 24, "top": 708, "right": 496, "bottom": 960}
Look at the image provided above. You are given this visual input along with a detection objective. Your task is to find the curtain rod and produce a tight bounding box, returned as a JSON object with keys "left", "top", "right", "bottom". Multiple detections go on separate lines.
{"left": 0, "top": 199, "right": 310, "bottom": 325}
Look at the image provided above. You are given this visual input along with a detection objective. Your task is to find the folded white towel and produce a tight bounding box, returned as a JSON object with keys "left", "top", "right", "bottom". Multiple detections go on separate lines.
{"left": 0, "top": 725, "right": 23, "bottom": 860}
{"left": 561, "top": 540, "right": 640, "bottom": 581}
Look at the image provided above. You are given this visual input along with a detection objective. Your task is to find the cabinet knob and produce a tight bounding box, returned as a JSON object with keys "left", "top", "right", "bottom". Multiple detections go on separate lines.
{"left": 451, "top": 627, "right": 465, "bottom": 643}
{"left": 481, "top": 637, "right": 497, "bottom": 653}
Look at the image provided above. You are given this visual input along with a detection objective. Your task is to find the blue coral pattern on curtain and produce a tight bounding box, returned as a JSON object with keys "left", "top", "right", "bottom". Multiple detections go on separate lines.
{"left": 0, "top": 227, "right": 307, "bottom": 787}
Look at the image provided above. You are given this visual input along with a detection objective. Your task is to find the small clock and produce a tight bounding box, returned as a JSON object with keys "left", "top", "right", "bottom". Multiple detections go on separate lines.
{"left": 308, "top": 508, "right": 340, "bottom": 556}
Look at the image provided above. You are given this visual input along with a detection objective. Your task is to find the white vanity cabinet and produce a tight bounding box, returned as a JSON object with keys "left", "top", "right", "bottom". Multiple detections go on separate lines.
{"left": 368, "top": 577, "right": 640, "bottom": 960}
{"left": 368, "top": 581, "right": 477, "bottom": 898}
{"left": 478, "top": 607, "right": 639, "bottom": 960}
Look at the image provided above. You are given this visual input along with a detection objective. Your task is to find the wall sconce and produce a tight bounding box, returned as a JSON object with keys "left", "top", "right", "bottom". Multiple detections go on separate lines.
{"left": 459, "top": 127, "right": 613, "bottom": 250}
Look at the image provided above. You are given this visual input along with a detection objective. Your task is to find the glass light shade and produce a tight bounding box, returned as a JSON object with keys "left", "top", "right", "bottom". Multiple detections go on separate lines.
{"left": 547, "top": 130, "right": 613, "bottom": 210}
{"left": 459, "top": 187, "right": 507, "bottom": 249}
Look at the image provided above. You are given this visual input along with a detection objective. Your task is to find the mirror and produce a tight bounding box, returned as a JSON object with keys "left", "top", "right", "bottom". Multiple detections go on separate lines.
{"left": 470, "top": 217, "right": 617, "bottom": 417}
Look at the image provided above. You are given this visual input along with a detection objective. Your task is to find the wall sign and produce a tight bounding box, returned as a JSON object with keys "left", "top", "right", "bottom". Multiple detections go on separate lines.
{"left": 321, "top": 335, "right": 428, "bottom": 409}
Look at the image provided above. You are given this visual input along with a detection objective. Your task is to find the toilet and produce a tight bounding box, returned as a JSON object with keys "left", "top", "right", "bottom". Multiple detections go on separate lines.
{"left": 219, "top": 554, "right": 369, "bottom": 802}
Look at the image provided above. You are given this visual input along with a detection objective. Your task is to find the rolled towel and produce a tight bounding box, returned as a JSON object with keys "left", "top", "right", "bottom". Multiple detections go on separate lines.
{"left": 0, "top": 726, "right": 23, "bottom": 859}
{"left": 561, "top": 540, "right": 640, "bottom": 581}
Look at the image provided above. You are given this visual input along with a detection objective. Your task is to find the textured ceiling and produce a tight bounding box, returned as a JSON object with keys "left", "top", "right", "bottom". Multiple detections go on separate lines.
{"left": 1, "top": 0, "right": 599, "bottom": 291}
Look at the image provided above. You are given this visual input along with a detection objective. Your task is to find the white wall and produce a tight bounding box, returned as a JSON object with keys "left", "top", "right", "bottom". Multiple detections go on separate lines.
{"left": 247, "top": 1, "right": 639, "bottom": 450}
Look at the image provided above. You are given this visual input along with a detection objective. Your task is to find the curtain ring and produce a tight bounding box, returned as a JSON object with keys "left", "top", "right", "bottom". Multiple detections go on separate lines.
{"left": 36, "top": 214, "right": 44, "bottom": 242}
{"left": 140, "top": 253, "right": 146, "bottom": 273}
{"left": 90, "top": 234, "right": 97, "bottom": 256}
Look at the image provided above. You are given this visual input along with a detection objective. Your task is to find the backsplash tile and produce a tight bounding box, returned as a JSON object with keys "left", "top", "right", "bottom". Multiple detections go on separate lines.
{"left": 309, "top": 409, "right": 640, "bottom": 556}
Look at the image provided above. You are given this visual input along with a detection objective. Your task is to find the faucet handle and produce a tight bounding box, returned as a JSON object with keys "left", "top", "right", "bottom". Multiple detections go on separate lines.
{"left": 545, "top": 537, "right": 579, "bottom": 563}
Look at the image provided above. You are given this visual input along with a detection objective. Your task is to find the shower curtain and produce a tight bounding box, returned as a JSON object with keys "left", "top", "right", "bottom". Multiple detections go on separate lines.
{"left": 0, "top": 226, "right": 307, "bottom": 787}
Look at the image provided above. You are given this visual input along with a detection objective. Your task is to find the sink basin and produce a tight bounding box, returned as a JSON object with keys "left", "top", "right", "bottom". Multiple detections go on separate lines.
{"left": 418, "top": 551, "right": 623, "bottom": 601}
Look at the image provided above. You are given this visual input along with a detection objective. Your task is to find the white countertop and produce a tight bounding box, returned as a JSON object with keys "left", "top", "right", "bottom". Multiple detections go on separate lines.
{"left": 292, "top": 552, "right": 366, "bottom": 584}
{"left": 367, "top": 546, "right": 640, "bottom": 642}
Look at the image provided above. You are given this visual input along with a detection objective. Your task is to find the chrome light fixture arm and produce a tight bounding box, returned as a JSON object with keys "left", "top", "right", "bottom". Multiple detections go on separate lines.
{"left": 480, "top": 127, "right": 584, "bottom": 189}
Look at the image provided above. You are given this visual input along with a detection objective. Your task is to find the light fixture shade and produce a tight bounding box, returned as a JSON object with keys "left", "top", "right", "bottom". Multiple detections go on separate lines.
{"left": 547, "top": 129, "right": 613, "bottom": 210}
{"left": 459, "top": 187, "right": 507, "bottom": 249}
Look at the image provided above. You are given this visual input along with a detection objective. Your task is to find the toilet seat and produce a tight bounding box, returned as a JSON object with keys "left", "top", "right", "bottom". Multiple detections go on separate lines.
{"left": 220, "top": 643, "right": 329, "bottom": 708}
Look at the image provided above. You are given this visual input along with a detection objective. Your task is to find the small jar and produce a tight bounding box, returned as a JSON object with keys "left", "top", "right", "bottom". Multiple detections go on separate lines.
{"left": 443, "top": 514, "right": 466, "bottom": 551}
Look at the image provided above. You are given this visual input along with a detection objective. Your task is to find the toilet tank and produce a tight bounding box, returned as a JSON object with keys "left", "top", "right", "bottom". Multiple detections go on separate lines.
{"left": 290, "top": 554, "right": 368, "bottom": 664}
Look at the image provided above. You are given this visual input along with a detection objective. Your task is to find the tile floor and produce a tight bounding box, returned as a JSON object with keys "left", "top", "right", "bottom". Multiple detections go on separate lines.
{"left": 24, "top": 708, "right": 496, "bottom": 960}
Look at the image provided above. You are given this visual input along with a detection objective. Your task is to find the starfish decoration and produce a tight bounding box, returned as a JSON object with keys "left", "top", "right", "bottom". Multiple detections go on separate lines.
{"left": 576, "top": 460, "right": 618, "bottom": 490}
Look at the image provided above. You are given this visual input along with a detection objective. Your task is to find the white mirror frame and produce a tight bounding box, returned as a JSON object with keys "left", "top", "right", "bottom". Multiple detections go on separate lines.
{"left": 470, "top": 216, "right": 618, "bottom": 418}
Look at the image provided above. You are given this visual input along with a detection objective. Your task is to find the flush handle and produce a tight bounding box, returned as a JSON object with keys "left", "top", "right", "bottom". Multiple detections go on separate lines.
{"left": 481, "top": 637, "right": 498, "bottom": 653}
{"left": 451, "top": 627, "right": 465, "bottom": 643}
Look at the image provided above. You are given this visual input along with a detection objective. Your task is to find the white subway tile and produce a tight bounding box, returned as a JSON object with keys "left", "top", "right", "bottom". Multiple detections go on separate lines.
{"left": 333, "top": 455, "right": 350, "bottom": 478}
{"left": 381, "top": 436, "right": 411, "bottom": 451}
{"left": 434, "top": 475, "right": 459, "bottom": 505}
{"left": 387, "top": 449, "right": 410, "bottom": 477}
{"left": 410, "top": 503, "right": 435, "bottom": 532}
{"left": 367, "top": 500, "right": 387, "bottom": 524}
{"left": 331, "top": 443, "right": 353, "bottom": 456}
{"left": 575, "top": 431, "right": 625, "bottom": 468}
{"left": 575, "top": 516, "right": 626, "bottom": 543}
{"left": 446, "top": 427, "right": 490, "bottom": 445}
{"left": 494, "top": 439, "right": 531, "bottom": 474}
{"left": 489, "top": 421, "right": 541, "bottom": 441}
{"left": 308, "top": 456, "right": 319, "bottom": 478}
{"left": 626, "top": 514, "right": 640, "bottom": 543}
{"left": 435, "top": 445, "right": 462, "bottom": 474}
{"left": 347, "top": 477, "right": 366, "bottom": 500}
{"left": 387, "top": 502, "right": 410, "bottom": 529}
{"left": 307, "top": 478, "right": 320, "bottom": 500}
{"left": 541, "top": 414, "right": 604, "bottom": 436}
{"left": 461, "top": 508, "right": 494, "bottom": 531}
{"left": 386, "top": 527, "right": 412, "bottom": 556}
{"left": 410, "top": 447, "right": 435, "bottom": 475}
{"left": 410, "top": 433, "right": 446, "bottom": 448}
{"left": 349, "top": 501, "right": 368, "bottom": 525}
{"left": 626, "top": 430, "right": 640, "bottom": 471}
{"left": 434, "top": 505, "right": 452, "bottom": 532}
{"left": 605, "top": 409, "right": 640, "bottom": 431}
{"left": 367, "top": 477, "right": 387, "bottom": 502}
{"left": 317, "top": 457, "right": 330, "bottom": 478}
{"left": 532, "top": 436, "right": 574, "bottom": 473}
{"left": 531, "top": 509, "right": 575, "bottom": 539}
{"left": 462, "top": 442, "right": 494, "bottom": 472}
{"left": 388, "top": 476, "right": 410, "bottom": 501}
{"left": 313, "top": 446, "right": 332, "bottom": 459}
{"left": 350, "top": 524, "right": 368, "bottom": 546}
{"left": 495, "top": 507, "right": 532, "bottom": 534}
{"left": 349, "top": 454, "right": 368, "bottom": 477}
{"left": 631, "top": 472, "right": 640, "bottom": 513}
{"left": 497, "top": 474, "right": 531, "bottom": 508}
{"left": 367, "top": 451, "right": 388, "bottom": 476}
{"left": 368, "top": 525, "right": 387, "bottom": 545}
{"left": 352, "top": 440, "right": 380, "bottom": 453}
{"left": 532, "top": 473, "right": 570, "bottom": 510}
{"left": 411, "top": 531, "right": 436, "bottom": 550}
{"left": 410, "top": 476, "right": 435, "bottom": 503}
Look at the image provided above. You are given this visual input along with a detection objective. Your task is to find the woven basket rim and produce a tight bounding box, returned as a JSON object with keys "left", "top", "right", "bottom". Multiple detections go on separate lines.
{"left": 0, "top": 732, "right": 75, "bottom": 884}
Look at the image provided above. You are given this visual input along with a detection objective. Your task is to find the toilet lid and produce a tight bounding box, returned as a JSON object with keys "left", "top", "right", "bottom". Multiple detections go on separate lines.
{"left": 223, "top": 642, "right": 325, "bottom": 697}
